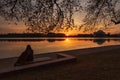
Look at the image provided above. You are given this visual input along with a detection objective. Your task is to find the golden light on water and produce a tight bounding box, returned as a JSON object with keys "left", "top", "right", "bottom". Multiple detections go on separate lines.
{"left": 65, "top": 38, "right": 70, "bottom": 43}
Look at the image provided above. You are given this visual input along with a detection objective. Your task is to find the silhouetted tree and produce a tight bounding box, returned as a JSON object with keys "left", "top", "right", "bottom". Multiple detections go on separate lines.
{"left": 0, "top": 0, "right": 81, "bottom": 33}
{"left": 0, "top": 0, "right": 119, "bottom": 33}
{"left": 80, "top": 0, "right": 120, "bottom": 31}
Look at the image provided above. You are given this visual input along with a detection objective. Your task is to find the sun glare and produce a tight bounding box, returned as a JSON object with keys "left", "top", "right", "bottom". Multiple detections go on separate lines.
{"left": 66, "top": 34, "right": 69, "bottom": 36}
{"left": 65, "top": 38, "right": 70, "bottom": 43}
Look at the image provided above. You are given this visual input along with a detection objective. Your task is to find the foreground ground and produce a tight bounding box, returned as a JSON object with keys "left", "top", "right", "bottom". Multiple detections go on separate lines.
{"left": 1, "top": 47, "right": 120, "bottom": 80}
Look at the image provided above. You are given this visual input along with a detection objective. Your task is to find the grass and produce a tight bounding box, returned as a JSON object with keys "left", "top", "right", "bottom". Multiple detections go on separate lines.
{"left": 1, "top": 48, "right": 120, "bottom": 80}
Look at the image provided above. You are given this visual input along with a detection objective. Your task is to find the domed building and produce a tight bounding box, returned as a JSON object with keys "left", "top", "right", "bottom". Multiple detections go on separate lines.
{"left": 93, "top": 30, "right": 106, "bottom": 37}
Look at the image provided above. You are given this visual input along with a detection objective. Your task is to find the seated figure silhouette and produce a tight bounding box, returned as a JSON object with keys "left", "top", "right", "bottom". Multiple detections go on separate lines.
{"left": 15, "top": 45, "right": 34, "bottom": 66}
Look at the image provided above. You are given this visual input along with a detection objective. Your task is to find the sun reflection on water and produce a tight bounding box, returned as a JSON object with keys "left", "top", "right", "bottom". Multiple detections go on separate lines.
{"left": 65, "top": 38, "right": 70, "bottom": 43}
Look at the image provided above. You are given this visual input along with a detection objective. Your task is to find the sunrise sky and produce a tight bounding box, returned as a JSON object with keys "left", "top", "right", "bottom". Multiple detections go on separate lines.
{"left": 0, "top": 15, "right": 120, "bottom": 35}
{"left": 0, "top": 0, "right": 119, "bottom": 35}
{"left": 0, "top": 16, "right": 120, "bottom": 35}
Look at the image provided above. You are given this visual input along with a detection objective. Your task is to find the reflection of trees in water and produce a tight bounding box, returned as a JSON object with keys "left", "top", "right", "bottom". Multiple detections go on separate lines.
{"left": 47, "top": 39, "right": 65, "bottom": 42}
{"left": 112, "top": 39, "right": 120, "bottom": 42}
{"left": 77, "top": 39, "right": 93, "bottom": 41}
{"left": 77, "top": 38, "right": 120, "bottom": 45}
{"left": 77, "top": 38, "right": 106, "bottom": 45}
{"left": 0, "top": 38, "right": 65, "bottom": 42}
{"left": 0, "top": 38, "right": 120, "bottom": 44}
{"left": 0, "top": 39, "right": 46, "bottom": 42}
{"left": 93, "top": 39, "right": 120, "bottom": 45}
{"left": 93, "top": 39, "right": 106, "bottom": 45}
{"left": 47, "top": 39, "right": 56, "bottom": 42}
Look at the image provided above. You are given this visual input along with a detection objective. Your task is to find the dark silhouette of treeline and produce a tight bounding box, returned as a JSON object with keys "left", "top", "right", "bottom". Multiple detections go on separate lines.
{"left": 0, "top": 32, "right": 66, "bottom": 38}
{"left": 0, "top": 30, "right": 120, "bottom": 38}
{"left": 75, "top": 30, "right": 120, "bottom": 37}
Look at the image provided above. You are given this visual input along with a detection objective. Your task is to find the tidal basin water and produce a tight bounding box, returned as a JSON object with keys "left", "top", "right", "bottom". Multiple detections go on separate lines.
{"left": 0, "top": 38, "right": 120, "bottom": 59}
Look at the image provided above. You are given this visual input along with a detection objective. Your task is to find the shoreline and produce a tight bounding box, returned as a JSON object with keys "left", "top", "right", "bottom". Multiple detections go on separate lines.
{"left": 35, "top": 45, "right": 120, "bottom": 57}
{"left": 0, "top": 45, "right": 119, "bottom": 68}
{"left": 0, "top": 45, "right": 120, "bottom": 79}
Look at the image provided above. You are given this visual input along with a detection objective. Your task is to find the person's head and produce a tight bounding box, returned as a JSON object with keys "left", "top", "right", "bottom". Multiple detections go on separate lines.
{"left": 26, "top": 45, "right": 32, "bottom": 50}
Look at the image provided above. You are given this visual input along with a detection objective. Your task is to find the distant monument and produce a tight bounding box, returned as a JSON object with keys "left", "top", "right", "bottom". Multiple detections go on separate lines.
{"left": 14, "top": 45, "right": 34, "bottom": 66}
{"left": 93, "top": 30, "right": 106, "bottom": 37}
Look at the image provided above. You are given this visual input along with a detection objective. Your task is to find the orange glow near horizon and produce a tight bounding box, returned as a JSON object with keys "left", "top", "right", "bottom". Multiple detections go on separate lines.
{"left": 64, "top": 31, "right": 76, "bottom": 36}
{"left": 0, "top": 23, "right": 119, "bottom": 34}
{"left": 66, "top": 34, "right": 69, "bottom": 36}
{"left": 65, "top": 38, "right": 71, "bottom": 43}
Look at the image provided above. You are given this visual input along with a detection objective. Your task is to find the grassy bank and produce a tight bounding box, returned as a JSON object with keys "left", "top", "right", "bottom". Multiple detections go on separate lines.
{"left": 1, "top": 48, "right": 120, "bottom": 80}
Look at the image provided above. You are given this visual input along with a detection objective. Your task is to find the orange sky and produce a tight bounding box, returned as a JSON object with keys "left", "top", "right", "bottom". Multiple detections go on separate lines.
{"left": 0, "top": 0, "right": 120, "bottom": 35}
{"left": 0, "top": 16, "right": 120, "bottom": 34}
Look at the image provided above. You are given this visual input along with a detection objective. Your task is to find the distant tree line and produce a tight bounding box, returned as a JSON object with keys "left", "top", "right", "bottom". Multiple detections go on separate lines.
{"left": 76, "top": 30, "right": 120, "bottom": 37}
{"left": 0, "top": 30, "right": 120, "bottom": 38}
{"left": 0, "top": 32, "right": 66, "bottom": 38}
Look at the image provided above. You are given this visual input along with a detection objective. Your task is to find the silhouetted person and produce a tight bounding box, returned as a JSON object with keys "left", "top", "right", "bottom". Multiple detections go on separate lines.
{"left": 14, "top": 45, "right": 34, "bottom": 66}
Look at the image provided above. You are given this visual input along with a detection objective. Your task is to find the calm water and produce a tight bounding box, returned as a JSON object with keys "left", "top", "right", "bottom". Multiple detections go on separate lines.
{"left": 0, "top": 38, "right": 120, "bottom": 59}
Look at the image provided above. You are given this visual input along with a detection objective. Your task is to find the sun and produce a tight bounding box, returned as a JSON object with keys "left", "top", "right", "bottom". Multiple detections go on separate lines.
{"left": 66, "top": 34, "right": 69, "bottom": 36}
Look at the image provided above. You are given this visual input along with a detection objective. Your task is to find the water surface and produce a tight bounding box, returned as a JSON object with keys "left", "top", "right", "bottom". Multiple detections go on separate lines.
{"left": 0, "top": 38, "right": 120, "bottom": 59}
